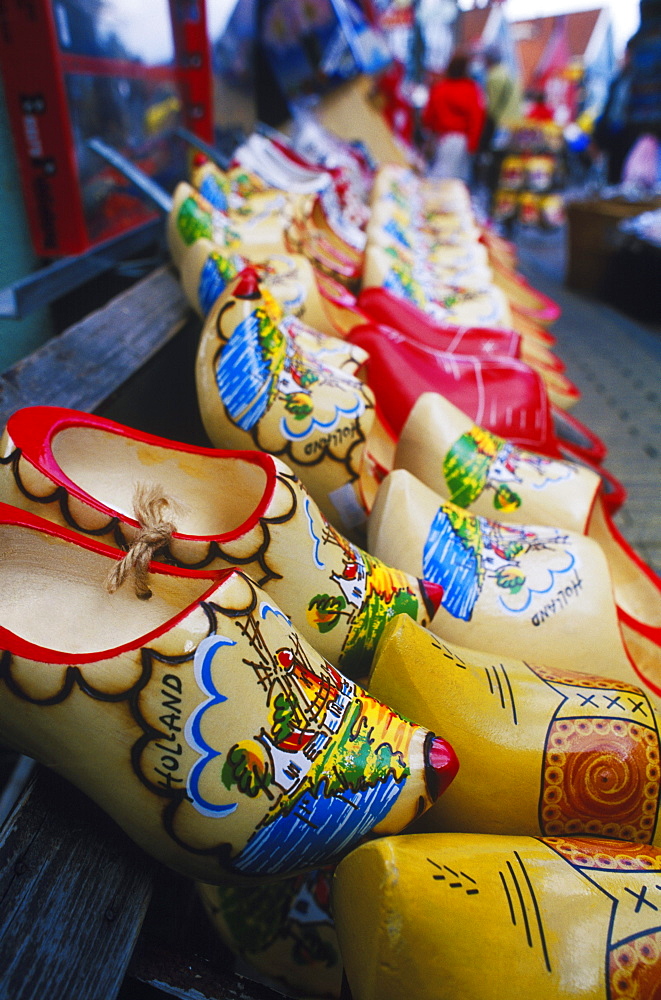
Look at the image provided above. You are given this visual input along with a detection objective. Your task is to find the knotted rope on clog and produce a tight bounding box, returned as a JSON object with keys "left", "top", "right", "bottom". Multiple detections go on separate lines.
{"left": 106, "top": 483, "right": 185, "bottom": 600}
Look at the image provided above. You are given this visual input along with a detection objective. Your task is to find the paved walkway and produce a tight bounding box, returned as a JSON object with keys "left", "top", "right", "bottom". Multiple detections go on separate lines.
{"left": 514, "top": 227, "right": 661, "bottom": 574}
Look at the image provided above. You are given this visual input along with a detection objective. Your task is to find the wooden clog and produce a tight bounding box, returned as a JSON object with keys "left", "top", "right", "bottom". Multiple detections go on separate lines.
{"left": 178, "top": 234, "right": 336, "bottom": 338}
{"left": 370, "top": 614, "right": 661, "bottom": 842}
{"left": 233, "top": 133, "right": 332, "bottom": 195}
{"left": 362, "top": 243, "right": 512, "bottom": 329}
{"left": 168, "top": 182, "right": 288, "bottom": 269}
{"left": 346, "top": 322, "right": 555, "bottom": 452}
{"left": 190, "top": 160, "right": 271, "bottom": 212}
{"left": 367, "top": 468, "right": 661, "bottom": 702}
{"left": 195, "top": 267, "right": 377, "bottom": 527}
{"left": 396, "top": 393, "right": 661, "bottom": 650}
{"left": 333, "top": 831, "right": 661, "bottom": 1000}
{"left": 198, "top": 868, "right": 343, "bottom": 997}
{"left": 170, "top": 183, "right": 341, "bottom": 337}
{"left": 357, "top": 285, "right": 522, "bottom": 358}
{"left": 0, "top": 505, "right": 457, "bottom": 882}
{"left": 0, "top": 405, "right": 443, "bottom": 678}
{"left": 396, "top": 392, "right": 601, "bottom": 531}
{"left": 350, "top": 291, "right": 611, "bottom": 472}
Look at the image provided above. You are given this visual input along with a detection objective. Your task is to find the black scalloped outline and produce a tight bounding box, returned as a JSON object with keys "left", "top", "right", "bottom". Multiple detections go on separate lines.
{"left": 213, "top": 299, "right": 371, "bottom": 483}
{"left": 2, "top": 449, "right": 124, "bottom": 543}
{"left": 2, "top": 447, "right": 299, "bottom": 586}
{"left": 0, "top": 576, "right": 261, "bottom": 870}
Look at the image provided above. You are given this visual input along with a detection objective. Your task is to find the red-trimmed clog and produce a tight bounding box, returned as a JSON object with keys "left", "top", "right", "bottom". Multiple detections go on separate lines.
{"left": 0, "top": 504, "right": 456, "bottom": 882}
{"left": 358, "top": 286, "right": 522, "bottom": 359}
{"left": 346, "top": 323, "right": 621, "bottom": 497}
{"left": 0, "top": 405, "right": 442, "bottom": 679}
{"left": 346, "top": 322, "right": 557, "bottom": 453}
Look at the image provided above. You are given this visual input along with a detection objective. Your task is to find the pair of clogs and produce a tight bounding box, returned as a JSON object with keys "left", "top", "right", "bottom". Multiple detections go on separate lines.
{"left": 0, "top": 405, "right": 458, "bottom": 885}
{"left": 332, "top": 611, "right": 661, "bottom": 999}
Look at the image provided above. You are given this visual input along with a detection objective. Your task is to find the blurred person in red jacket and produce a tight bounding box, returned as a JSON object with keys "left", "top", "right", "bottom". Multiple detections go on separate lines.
{"left": 422, "top": 51, "right": 486, "bottom": 181}
{"left": 525, "top": 88, "right": 555, "bottom": 122}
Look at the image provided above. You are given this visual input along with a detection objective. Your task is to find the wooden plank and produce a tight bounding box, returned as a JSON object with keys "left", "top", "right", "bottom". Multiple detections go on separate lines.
{"left": 0, "top": 767, "right": 155, "bottom": 1000}
{"left": 127, "top": 942, "right": 290, "bottom": 1000}
{"left": 0, "top": 266, "right": 190, "bottom": 426}
{"left": 122, "top": 873, "right": 296, "bottom": 1000}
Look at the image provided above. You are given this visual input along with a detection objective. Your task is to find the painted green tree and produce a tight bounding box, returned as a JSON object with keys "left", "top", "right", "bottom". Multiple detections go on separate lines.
{"left": 272, "top": 692, "right": 297, "bottom": 745}
{"left": 222, "top": 740, "right": 275, "bottom": 800}
{"left": 177, "top": 196, "right": 213, "bottom": 245}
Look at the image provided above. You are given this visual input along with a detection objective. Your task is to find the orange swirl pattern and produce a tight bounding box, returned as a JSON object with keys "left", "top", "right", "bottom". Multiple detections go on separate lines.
{"left": 542, "top": 836, "right": 661, "bottom": 871}
{"left": 540, "top": 719, "right": 660, "bottom": 841}
{"left": 610, "top": 930, "right": 661, "bottom": 1000}
{"left": 530, "top": 662, "right": 641, "bottom": 692}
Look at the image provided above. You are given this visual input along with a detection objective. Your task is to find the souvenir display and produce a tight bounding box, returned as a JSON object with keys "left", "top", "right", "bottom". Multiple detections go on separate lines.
{"left": 0, "top": 504, "right": 457, "bottom": 882}
{"left": 492, "top": 121, "right": 567, "bottom": 230}
{"left": 370, "top": 614, "right": 661, "bottom": 842}
{"left": 333, "top": 832, "right": 661, "bottom": 1000}
{"left": 3, "top": 86, "right": 661, "bottom": 1000}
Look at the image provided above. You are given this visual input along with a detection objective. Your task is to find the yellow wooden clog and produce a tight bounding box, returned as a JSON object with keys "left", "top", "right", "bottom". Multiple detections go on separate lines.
{"left": 0, "top": 405, "right": 443, "bottom": 678}
{"left": 333, "top": 831, "right": 661, "bottom": 1000}
{"left": 396, "top": 393, "right": 661, "bottom": 656}
{"left": 370, "top": 614, "right": 661, "bottom": 843}
{"left": 0, "top": 505, "right": 457, "bottom": 883}
{"left": 168, "top": 182, "right": 289, "bottom": 268}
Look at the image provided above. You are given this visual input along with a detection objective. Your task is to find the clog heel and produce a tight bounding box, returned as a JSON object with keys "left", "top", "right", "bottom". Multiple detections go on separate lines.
{"left": 395, "top": 392, "right": 661, "bottom": 649}
{"left": 333, "top": 832, "right": 661, "bottom": 1000}
{"left": 367, "top": 468, "right": 661, "bottom": 704}
{"left": 167, "top": 181, "right": 289, "bottom": 268}
{"left": 0, "top": 405, "right": 442, "bottom": 679}
{"left": 195, "top": 266, "right": 378, "bottom": 528}
{"left": 370, "top": 613, "right": 661, "bottom": 843}
{"left": 0, "top": 505, "right": 457, "bottom": 883}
